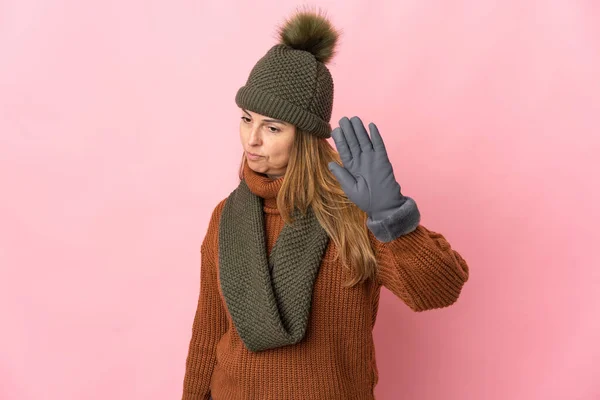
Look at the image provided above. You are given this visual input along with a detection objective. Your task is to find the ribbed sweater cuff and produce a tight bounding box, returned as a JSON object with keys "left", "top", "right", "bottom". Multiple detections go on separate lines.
{"left": 378, "top": 226, "right": 469, "bottom": 311}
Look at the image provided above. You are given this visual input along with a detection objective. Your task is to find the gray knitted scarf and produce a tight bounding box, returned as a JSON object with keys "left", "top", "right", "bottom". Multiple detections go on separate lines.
{"left": 218, "top": 179, "right": 329, "bottom": 352}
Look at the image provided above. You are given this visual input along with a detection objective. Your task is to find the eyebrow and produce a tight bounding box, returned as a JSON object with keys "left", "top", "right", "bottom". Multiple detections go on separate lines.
{"left": 242, "top": 109, "right": 289, "bottom": 126}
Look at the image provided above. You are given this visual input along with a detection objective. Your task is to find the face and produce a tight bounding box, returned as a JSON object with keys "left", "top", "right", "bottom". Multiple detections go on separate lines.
{"left": 239, "top": 108, "right": 296, "bottom": 179}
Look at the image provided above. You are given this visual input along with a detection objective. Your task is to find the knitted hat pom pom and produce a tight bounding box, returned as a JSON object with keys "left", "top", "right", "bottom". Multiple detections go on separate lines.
{"left": 276, "top": 9, "right": 340, "bottom": 64}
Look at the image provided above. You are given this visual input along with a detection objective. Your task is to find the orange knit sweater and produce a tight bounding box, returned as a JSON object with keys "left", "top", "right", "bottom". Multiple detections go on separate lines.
{"left": 182, "top": 161, "right": 469, "bottom": 400}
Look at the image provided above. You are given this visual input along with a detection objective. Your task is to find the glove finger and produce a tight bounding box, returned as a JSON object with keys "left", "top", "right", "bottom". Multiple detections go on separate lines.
{"left": 339, "top": 117, "right": 362, "bottom": 159}
{"left": 331, "top": 127, "right": 353, "bottom": 165}
{"left": 350, "top": 116, "right": 374, "bottom": 152}
{"left": 369, "top": 122, "right": 388, "bottom": 155}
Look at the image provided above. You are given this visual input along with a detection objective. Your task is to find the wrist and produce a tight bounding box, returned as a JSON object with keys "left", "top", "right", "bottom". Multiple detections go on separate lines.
{"left": 367, "top": 196, "right": 420, "bottom": 242}
{"left": 369, "top": 194, "right": 408, "bottom": 222}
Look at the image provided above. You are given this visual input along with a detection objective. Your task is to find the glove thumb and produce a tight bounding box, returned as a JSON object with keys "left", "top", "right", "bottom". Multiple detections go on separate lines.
{"left": 328, "top": 162, "right": 356, "bottom": 193}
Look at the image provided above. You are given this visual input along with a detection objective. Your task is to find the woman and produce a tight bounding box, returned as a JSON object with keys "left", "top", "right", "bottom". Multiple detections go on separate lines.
{"left": 182, "top": 9, "right": 469, "bottom": 400}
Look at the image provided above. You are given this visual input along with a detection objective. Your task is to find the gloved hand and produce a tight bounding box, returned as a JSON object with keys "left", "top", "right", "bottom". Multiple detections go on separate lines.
{"left": 328, "top": 116, "right": 406, "bottom": 220}
{"left": 328, "top": 116, "right": 420, "bottom": 241}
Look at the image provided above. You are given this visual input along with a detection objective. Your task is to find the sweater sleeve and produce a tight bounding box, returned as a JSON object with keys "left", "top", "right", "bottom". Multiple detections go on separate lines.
{"left": 369, "top": 223, "right": 470, "bottom": 312}
{"left": 182, "top": 201, "right": 228, "bottom": 400}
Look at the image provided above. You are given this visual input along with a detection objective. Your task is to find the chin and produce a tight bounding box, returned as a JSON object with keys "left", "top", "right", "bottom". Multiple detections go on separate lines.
{"left": 248, "top": 163, "right": 265, "bottom": 173}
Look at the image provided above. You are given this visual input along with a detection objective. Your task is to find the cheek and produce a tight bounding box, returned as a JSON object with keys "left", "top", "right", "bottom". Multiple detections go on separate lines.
{"left": 239, "top": 127, "right": 249, "bottom": 145}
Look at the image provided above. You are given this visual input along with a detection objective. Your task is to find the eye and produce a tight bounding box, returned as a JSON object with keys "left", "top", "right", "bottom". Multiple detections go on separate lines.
{"left": 241, "top": 116, "right": 251, "bottom": 123}
{"left": 268, "top": 126, "right": 280, "bottom": 133}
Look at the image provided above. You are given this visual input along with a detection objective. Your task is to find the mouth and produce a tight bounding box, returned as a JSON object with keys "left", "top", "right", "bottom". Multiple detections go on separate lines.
{"left": 247, "top": 152, "right": 263, "bottom": 157}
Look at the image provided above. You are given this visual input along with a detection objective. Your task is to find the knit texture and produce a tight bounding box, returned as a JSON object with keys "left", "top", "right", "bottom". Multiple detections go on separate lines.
{"left": 218, "top": 176, "right": 329, "bottom": 352}
{"left": 235, "top": 44, "right": 334, "bottom": 138}
{"left": 182, "top": 160, "right": 470, "bottom": 400}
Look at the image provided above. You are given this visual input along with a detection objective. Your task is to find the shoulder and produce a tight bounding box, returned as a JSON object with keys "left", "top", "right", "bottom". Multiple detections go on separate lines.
{"left": 201, "top": 197, "right": 229, "bottom": 253}
{"left": 208, "top": 197, "right": 228, "bottom": 226}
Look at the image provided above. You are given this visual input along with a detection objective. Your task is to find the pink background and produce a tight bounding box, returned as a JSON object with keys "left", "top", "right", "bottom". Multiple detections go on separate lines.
{"left": 1, "top": 1, "right": 599, "bottom": 399}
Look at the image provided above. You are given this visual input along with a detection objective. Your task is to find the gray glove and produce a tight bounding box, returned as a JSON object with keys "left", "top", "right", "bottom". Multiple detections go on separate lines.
{"left": 328, "top": 116, "right": 420, "bottom": 241}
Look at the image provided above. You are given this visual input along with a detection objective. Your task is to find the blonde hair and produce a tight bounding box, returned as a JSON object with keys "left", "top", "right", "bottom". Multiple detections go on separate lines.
{"left": 238, "top": 128, "right": 378, "bottom": 287}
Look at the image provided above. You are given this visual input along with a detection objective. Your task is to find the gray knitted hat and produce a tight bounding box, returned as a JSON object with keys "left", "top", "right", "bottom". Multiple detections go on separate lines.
{"left": 235, "top": 10, "right": 340, "bottom": 139}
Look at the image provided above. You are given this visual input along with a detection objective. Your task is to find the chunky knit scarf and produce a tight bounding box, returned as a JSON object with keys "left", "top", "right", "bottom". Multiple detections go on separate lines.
{"left": 218, "top": 179, "right": 330, "bottom": 352}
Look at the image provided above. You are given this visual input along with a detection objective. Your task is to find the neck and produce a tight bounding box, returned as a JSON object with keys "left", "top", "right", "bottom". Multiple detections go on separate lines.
{"left": 243, "top": 160, "right": 284, "bottom": 210}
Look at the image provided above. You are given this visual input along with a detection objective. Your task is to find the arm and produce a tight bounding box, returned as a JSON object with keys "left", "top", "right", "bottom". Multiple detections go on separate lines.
{"left": 182, "top": 202, "right": 228, "bottom": 400}
{"left": 326, "top": 116, "right": 469, "bottom": 311}
{"left": 368, "top": 205, "right": 470, "bottom": 312}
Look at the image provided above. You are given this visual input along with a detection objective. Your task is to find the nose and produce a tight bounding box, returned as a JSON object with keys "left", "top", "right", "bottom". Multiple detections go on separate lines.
{"left": 248, "top": 125, "right": 262, "bottom": 146}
